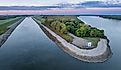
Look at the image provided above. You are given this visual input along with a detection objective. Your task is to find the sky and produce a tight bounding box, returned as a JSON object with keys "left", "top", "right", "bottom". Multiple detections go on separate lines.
{"left": 0, "top": 0, "right": 105, "bottom": 6}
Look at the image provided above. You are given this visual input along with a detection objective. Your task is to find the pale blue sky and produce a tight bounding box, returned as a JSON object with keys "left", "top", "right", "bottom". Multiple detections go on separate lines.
{"left": 0, "top": 0, "right": 105, "bottom": 6}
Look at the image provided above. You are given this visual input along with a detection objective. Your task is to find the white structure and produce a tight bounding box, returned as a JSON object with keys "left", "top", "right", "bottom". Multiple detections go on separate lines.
{"left": 88, "top": 42, "right": 92, "bottom": 47}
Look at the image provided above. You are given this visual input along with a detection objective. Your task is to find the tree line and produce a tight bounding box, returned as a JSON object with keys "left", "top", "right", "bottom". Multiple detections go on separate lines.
{"left": 36, "top": 16, "right": 105, "bottom": 38}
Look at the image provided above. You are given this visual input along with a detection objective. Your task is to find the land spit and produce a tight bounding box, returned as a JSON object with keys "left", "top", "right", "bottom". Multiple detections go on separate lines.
{"left": 33, "top": 18, "right": 112, "bottom": 63}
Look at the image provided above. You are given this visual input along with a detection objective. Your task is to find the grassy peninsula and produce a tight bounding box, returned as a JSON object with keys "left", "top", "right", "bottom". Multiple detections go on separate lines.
{"left": 34, "top": 16, "right": 106, "bottom": 48}
{"left": 33, "top": 16, "right": 111, "bottom": 62}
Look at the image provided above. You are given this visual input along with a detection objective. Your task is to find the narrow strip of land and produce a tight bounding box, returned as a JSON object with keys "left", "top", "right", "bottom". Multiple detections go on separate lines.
{"left": 33, "top": 17, "right": 112, "bottom": 62}
{"left": 0, "top": 17, "right": 24, "bottom": 46}
{"left": 34, "top": 18, "right": 107, "bottom": 56}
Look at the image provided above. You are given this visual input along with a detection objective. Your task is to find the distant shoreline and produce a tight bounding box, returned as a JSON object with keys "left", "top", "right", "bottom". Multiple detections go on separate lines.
{"left": 99, "top": 15, "right": 121, "bottom": 20}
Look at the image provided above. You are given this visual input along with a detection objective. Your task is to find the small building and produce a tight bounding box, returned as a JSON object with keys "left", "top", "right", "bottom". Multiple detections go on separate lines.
{"left": 88, "top": 42, "right": 92, "bottom": 47}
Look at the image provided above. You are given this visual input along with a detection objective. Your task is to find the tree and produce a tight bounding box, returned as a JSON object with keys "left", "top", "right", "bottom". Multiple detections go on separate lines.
{"left": 77, "top": 24, "right": 90, "bottom": 37}
{"left": 75, "top": 28, "right": 86, "bottom": 37}
{"left": 40, "top": 18, "right": 46, "bottom": 24}
{"left": 97, "top": 30, "right": 104, "bottom": 38}
{"left": 90, "top": 29, "right": 96, "bottom": 37}
{"left": 75, "top": 29, "right": 81, "bottom": 37}
{"left": 56, "top": 21, "right": 61, "bottom": 32}
{"left": 60, "top": 23, "right": 67, "bottom": 34}
{"left": 51, "top": 21, "right": 57, "bottom": 30}
{"left": 66, "top": 25, "right": 71, "bottom": 31}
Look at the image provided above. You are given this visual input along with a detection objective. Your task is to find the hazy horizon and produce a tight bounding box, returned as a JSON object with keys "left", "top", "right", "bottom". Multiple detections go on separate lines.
{"left": 0, "top": 0, "right": 117, "bottom": 6}
{"left": 0, "top": 0, "right": 121, "bottom": 15}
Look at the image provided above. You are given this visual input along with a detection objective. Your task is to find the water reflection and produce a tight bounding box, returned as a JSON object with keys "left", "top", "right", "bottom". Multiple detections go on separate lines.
{"left": 0, "top": 17, "right": 120, "bottom": 70}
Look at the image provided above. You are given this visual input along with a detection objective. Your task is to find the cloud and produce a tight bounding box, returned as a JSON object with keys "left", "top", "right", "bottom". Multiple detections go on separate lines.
{"left": 0, "top": 0, "right": 99, "bottom": 6}
{"left": 0, "top": 0, "right": 117, "bottom": 6}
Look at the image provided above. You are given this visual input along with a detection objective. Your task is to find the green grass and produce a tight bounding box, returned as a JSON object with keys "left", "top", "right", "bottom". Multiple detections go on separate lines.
{"left": 0, "top": 17, "right": 22, "bottom": 35}
{"left": 84, "top": 37, "right": 100, "bottom": 47}
{"left": 0, "top": 18, "right": 18, "bottom": 25}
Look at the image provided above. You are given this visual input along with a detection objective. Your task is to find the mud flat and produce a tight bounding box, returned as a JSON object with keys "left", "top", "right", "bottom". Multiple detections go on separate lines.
{"left": 0, "top": 18, "right": 25, "bottom": 47}
{"left": 33, "top": 18, "right": 112, "bottom": 63}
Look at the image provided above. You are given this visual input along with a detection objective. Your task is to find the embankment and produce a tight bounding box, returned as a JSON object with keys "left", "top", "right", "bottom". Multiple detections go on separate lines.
{"left": 33, "top": 18, "right": 112, "bottom": 63}
{"left": 0, "top": 18, "right": 25, "bottom": 47}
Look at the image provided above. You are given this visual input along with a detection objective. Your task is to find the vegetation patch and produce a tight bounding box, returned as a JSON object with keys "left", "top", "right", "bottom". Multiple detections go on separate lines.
{"left": 34, "top": 16, "right": 106, "bottom": 47}
{"left": 84, "top": 37, "right": 100, "bottom": 47}
{"left": 0, "top": 16, "right": 22, "bottom": 35}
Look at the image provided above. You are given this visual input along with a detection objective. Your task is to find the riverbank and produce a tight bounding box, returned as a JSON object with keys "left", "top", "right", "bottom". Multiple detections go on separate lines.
{"left": 0, "top": 17, "right": 25, "bottom": 47}
{"left": 33, "top": 18, "right": 112, "bottom": 63}
{"left": 99, "top": 15, "right": 121, "bottom": 20}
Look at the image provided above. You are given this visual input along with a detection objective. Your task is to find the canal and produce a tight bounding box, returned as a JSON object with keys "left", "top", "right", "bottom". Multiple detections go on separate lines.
{"left": 0, "top": 17, "right": 120, "bottom": 70}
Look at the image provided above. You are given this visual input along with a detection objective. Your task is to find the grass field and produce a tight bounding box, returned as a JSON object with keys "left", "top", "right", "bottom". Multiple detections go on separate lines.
{"left": 84, "top": 37, "right": 100, "bottom": 47}
{"left": 0, "top": 17, "right": 22, "bottom": 35}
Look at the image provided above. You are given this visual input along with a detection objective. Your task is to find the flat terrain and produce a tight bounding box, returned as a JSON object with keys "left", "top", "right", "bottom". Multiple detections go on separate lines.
{"left": 0, "top": 17, "right": 21, "bottom": 35}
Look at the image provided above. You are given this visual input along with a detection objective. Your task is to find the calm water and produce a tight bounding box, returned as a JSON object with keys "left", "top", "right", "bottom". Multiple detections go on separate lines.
{"left": 0, "top": 17, "right": 121, "bottom": 70}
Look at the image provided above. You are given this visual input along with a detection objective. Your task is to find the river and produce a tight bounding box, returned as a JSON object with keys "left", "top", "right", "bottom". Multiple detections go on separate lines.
{"left": 0, "top": 17, "right": 121, "bottom": 70}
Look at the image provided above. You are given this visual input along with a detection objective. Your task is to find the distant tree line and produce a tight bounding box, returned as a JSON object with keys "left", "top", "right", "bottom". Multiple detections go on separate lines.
{"left": 100, "top": 15, "right": 121, "bottom": 20}
{"left": 0, "top": 15, "right": 20, "bottom": 20}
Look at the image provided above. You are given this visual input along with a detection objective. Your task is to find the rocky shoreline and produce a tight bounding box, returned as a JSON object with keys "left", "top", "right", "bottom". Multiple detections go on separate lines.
{"left": 33, "top": 18, "right": 112, "bottom": 63}
{"left": 0, "top": 18, "right": 25, "bottom": 47}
